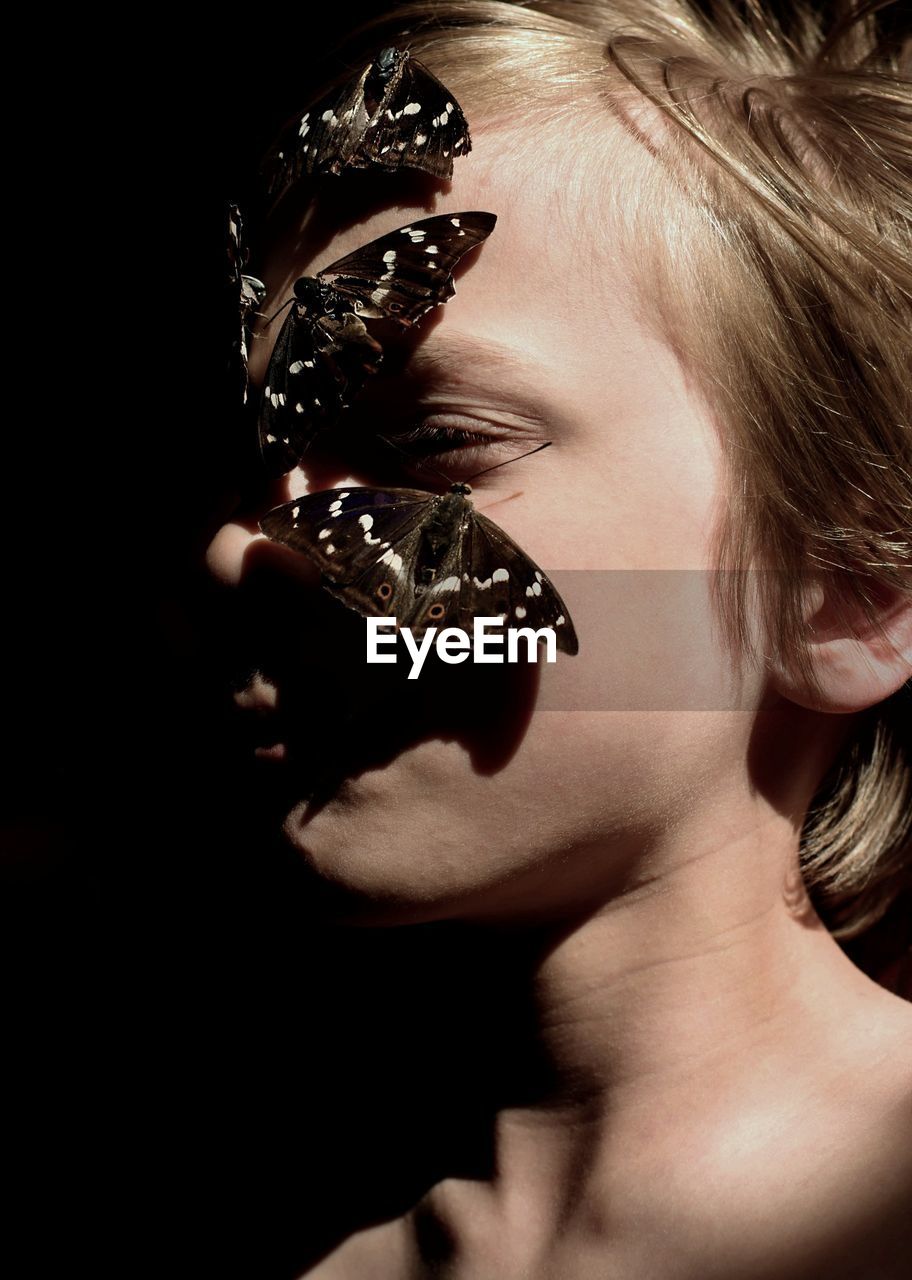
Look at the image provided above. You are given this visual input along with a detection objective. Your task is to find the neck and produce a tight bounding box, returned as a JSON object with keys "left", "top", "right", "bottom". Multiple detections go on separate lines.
{"left": 433, "top": 798, "right": 872, "bottom": 1223}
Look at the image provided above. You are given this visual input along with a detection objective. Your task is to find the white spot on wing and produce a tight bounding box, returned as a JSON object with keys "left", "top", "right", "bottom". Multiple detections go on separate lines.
{"left": 492, "top": 568, "right": 510, "bottom": 583}
{"left": 378, "top": 548, "right": 404, "bottom": 575}
{"left": 403, "top": 101, "right": 421, "bottom": 115}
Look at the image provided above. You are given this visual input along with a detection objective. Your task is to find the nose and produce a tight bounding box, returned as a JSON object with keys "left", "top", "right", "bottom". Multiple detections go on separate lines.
{"left": 205, "top": 513, "right": 322, "bottom": 591}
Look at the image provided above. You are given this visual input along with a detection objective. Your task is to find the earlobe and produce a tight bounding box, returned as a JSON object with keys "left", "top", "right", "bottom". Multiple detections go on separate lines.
{"left": 769, "top": 577, "right": 912, "bottom": 714}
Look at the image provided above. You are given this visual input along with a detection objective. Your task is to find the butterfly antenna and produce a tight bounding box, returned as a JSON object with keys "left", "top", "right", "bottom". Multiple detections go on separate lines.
{"left": 264, "top": 297, "right": 296, "bottom": 326}
{"left": 466, "top": 441, "right": 552, "bottom": 482}
{"left": 377, "top": 433, "right": 454, "bottom": 487}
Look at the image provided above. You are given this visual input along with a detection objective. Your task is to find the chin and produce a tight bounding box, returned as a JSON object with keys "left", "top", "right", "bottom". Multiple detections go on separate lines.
{"left": 278, "top": 752, "right": 498, "bottom": 917}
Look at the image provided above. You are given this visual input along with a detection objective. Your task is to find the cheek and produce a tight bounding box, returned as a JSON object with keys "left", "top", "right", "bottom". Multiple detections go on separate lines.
{"left": 283, "top": 706, "right": 753, "bottom": 922}
{"left": 540, "top": 568, "right": 747, "bottom": 714}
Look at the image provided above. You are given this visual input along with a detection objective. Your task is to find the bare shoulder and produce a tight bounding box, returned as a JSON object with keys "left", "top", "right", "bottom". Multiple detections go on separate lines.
{"left": 839, "top": 977, "right": 912, "bottom": 1111}
{"left": 294, "top": 982, "right": 912, "bottom": 1280}
{"left": 296, "top": 1217, "right": 409, "bottom": 1279}
{"left": 700, "top": 980, "right": 912, "bottom": 1279}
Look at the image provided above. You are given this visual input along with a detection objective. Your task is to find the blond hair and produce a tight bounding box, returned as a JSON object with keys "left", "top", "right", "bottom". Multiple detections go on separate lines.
{"left": 296, "top": 0, "right": 912, "bottom": 936}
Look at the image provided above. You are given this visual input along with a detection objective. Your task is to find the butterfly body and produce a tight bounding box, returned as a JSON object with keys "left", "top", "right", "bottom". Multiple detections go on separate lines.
{"left": 362, "top": 46, "right": 403, "bottom": 111}
{"left": 265, "top": 47, "right": 471, "bottom": 198}
{"left": 413, "top": 488, "right": 472, "bottom": 576}
{"left": 257, "top": 212, "right": 496, "bottom": 476}
{"left": 260, "top": 484, "right": 578, "bottom": 654}
{"left": 260, "top": 288, "right": 382, "bottom": 476}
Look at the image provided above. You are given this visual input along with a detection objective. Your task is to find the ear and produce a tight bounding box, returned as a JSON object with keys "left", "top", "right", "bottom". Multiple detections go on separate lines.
{"left": 769, "top": 577, "right": 912, "bottom": 713}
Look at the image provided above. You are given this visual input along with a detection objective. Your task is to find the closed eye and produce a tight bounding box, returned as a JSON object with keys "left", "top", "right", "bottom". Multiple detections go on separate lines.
{"left": 383, "top": 418, "right": 512, "bottom": 474}
{"left": 304, "top": 407, "right": 534, "bottom": 488}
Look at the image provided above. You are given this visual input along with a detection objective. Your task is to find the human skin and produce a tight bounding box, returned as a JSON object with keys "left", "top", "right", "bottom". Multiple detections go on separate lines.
{"left": 205, "top": 117, "right": 912, "bottom": 1277}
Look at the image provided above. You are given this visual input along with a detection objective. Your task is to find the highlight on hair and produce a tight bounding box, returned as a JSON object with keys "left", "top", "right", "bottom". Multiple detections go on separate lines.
{"left": 289, "top": 0, "right": 911, "bottom": 937}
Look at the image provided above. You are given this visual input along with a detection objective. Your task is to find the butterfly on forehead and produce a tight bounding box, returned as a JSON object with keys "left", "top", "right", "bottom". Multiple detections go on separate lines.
{"left": 264, "top": 46, "right": 471, "bottom": 201}
{"left": 257, "top": 210, "right": 496, "bottom": 477}
{"left": 259, "top": 469, "right": 579, "bottom": 656}
{"left": 226, "top": 203, "right": 266, "bottom": 405}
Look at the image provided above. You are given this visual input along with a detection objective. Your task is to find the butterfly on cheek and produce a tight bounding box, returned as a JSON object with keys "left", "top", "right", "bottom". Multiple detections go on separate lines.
{"left": 256, "top": 211, "right": 497, "bottom": 477}
{"left": 259, "top": 483, "right": 579, "bottom": 656}
{"left": 263, "top": 46, "right": 471, "bottom": 200}
{"left": 226, "top": 202, "right": 266, "bottom": 406}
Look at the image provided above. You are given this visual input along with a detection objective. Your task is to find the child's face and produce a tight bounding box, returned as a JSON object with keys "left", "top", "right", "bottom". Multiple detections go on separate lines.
{"left": 206, "top": 122, "right": 772, "bottom": 925}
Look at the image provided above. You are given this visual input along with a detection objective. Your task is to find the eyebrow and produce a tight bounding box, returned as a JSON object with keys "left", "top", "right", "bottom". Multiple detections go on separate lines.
{"left": 406, "top": 330, "right": 541, "bottom": 381}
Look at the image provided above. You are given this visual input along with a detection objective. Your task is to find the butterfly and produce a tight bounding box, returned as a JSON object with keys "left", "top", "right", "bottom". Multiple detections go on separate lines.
{"left": 226, "top": 202, "right": 266, "bottom": 405}
{"left": 257, "top": 210, "right": 496, "bottom": 477}
{"left": 259, "top": 482, "right": 579, "bottom": 655}
{"left": 264, "top": 47, "right": 471, "bottom": 200}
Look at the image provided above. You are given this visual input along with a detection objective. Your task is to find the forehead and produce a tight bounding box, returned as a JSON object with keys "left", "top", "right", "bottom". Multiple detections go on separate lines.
{"left": 253, "top": 113, "right": 648, "bottom": 381}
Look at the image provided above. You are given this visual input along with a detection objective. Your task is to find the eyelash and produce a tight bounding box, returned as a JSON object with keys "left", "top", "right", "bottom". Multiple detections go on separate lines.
{"left": 298, "top": 405, "right": 529, "bottom": 489}
{"left": 389, "top": 419, "right": 494, "bottom": 456}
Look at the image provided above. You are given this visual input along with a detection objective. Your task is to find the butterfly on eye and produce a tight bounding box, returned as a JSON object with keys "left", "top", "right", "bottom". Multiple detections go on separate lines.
{"left": 257, "top": 210, "right": 496, "bottom": 477}
{"left": 259, "top": 480, "right": 579, "bottom": 655}
{"left": 226, "top": 202, "right": 266, "bottom": 405}
{"left": 264, "top": 46, "right": 471, "bottom": 201}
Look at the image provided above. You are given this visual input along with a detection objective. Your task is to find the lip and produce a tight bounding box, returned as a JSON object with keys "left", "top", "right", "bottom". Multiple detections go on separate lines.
{"left": 232, "top": 672, "right": 280, "bottom": 714}
{"left": 229, "top": 678, "right": 290, "bottom": 759}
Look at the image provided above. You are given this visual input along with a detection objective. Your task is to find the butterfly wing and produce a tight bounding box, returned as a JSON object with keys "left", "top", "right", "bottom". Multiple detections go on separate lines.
{"left": 261, "top": 486, "right": 579, "bottom": 653}
{"left": 259, "top": 486, "right": 434, "bottom": 620}
{"left": 264, "top": 50, "right": 470, "bottom": 197}
{"left": 226, "top": 204, "right": 266, "bottom": 406}
{"left": 318, "top": 211, "right": 496, "bottom": 325}
{"left": 467, "top": 511, "right": 579, "bottom": 655}
{"left": 263, "top": 65, "right": 375, "bottom": 198}
{"left": 257, "top": 304, "right": 383, "bottom": 476}
{"left": 403, "top": 507, "right": 579, "bottom": 654}
{"left": 346, "top": 53, "right": 471, "bottom": 179}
